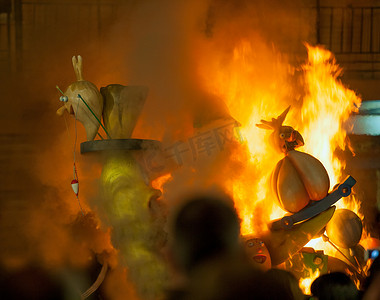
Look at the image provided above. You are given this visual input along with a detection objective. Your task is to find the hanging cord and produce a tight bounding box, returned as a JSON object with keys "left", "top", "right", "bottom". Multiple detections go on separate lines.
{"left": 58, "top": 85, "right": 85, "bottom": 215}
{"left": 63, "top": 114, "right": 71, "bottom": 141}
{"left": 73, "top": 99, "right": 85, "bottom": 216}
{"left": 64, "top": 114, "right": 84, "bottom": 213}
{"left": 73, "top": 99, "right": 79, "bottom": 165}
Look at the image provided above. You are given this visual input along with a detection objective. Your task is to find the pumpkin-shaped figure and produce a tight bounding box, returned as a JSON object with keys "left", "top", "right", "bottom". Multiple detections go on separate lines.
{"left": 56, "top": 56, "right": 104, "bottom": 141}
{"left": 271, "top": 150, "right": 330, "bottom": 212}
{"left": 325, "top": 209, "right": 362, "bottom": 249}
{"left": 257, "top": 106, "right": 330, "bottom": 213}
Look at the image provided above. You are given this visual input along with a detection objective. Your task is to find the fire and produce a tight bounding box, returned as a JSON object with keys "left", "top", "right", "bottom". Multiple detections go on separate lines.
{"left": 201, "top": 41, "right": 361, "bottom": 235}
{"left": 299, "top": 267, "right": 320, "bottom": 295}
{"left": 300, "top": 44, "right": 361, "bottom": 193}
{"left": 200, "top": 41, "right": 363, "bottom": 292}
{"left": 301, "top": 45, "right": 363, "bottom": 258}
{"left": 151, "top": 173, "right": 173, "bottom": 192}
{"left": 200, "top": 39, "right": 291, "bottom": 234}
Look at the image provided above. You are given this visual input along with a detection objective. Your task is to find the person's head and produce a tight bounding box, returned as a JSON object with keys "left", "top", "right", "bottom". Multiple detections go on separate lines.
{"left": 170, "top": 192, "right": 241, "bottom": 273}
{"left": 187, "top": 262, "right": 298, "bottom": 300}
{"left": 310, "top": 272, "right": 358, "bottom": 300}
{"left": 265, "top": 269, "right": 304, "bottom": 300}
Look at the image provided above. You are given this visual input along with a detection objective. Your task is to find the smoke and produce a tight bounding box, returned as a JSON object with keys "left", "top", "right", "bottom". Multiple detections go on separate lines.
{"left": 0, "top": 0, "right": 318, "bottom": 299}
{"left": 140, "top": 0, "right": 317, "bottom": 234}
{"left": 0, "top": 2, "right": 129, "bottom": 299}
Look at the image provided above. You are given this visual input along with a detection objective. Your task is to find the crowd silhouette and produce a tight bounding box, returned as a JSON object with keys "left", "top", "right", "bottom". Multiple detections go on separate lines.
{"left": 1, "top": 191, "right": 379, "bottom": 300}
{"left": 164, "top": 191, "right": 380, "bottom": 300}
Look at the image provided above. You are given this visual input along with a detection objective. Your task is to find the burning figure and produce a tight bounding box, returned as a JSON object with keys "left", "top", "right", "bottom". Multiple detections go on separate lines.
{"left": 256, "top": 106, "right": 304, "bottom": 154}
{"left": 257, "top": 106, "right": 330, "bottom": 213}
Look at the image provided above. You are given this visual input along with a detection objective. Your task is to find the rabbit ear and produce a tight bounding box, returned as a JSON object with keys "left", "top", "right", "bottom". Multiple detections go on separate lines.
{"left": 72, "top": 55, "right": 84, "bottom": 81}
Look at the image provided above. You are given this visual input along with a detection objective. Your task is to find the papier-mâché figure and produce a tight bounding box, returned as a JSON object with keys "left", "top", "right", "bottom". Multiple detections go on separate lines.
{"left": 56, "top": 56, "right": 103, "bottom": 141}
{"left": 257, "top": 106, "right": 330, "bottom": 213}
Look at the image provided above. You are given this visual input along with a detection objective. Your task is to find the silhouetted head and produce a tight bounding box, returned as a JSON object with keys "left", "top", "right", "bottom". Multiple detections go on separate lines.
{"left": 170, "top": 192, "right": 241, "bottom": 273}
{"left": 187, "top": 262, "right": 297, "bottom": 300}
{"left": 266, "top": 269, "right": 304, "bottom": 300}
{"left": 310, "top": 272, "right": 358, "bottom": 300}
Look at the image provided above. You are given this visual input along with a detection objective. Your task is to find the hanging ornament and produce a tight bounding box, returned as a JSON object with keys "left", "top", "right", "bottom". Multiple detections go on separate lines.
{"left": 71, "top": 179, "right": 79, "bottom": 196}
{"left": 72, "top": 163, "right": 84, "bottom": 215}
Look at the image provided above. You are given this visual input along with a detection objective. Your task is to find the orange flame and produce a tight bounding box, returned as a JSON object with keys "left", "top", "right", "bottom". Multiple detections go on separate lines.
{"left": 301, "top": 45, "right": 363, "bottom": 261}
{"left": 200, "top": 41, "right": 365, "bottom": 295}
{"left": 200, "top": 39, "right": 291, "bottom": 234}
{"left": 151, "top": 173, "right": 173, "bottom": 192}
{"left": 201, "top": 42, "right": 362, "bottom": 238}
{"left": 299, "top": 267, "right": 320, "bottom": 295}
{"left": 300, "top": 44, "right": 361, "bottom": 190}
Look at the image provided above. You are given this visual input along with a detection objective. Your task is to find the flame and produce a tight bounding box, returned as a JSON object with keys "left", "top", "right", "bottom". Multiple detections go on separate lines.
{"left": 300, "top": 44, "right": 361, "bottom": 191}
{"left": 201, "top": 42, "right": 362, "bottom": 235}
{"left": 151, "top": 173, "right": 173, "bottom": 192}
{"left": 200, "top": 41, "right": 365, "bottom": 291}
{"left": 200, "top": 39, "right": 291, "bottom": 234}
{"left": 299, "top": 267, "right": 320, "bottom": 295}
{"left": 301, "top": 45, "right": 363, "bottom": 252}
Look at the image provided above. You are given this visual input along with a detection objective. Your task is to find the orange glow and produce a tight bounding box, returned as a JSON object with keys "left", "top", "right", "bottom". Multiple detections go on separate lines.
{"left": 301, "top": 45, "right": 363, "bottom": 256}
{"left": 201, "top": 43, "right": 361, "bottom": 237}
{"left": 300, "top": 44, "right": 361, "bottom": 191}
{"left": 151, "top": 173, "right": 173, "bottom": 192}
{"left": 200, "top": 39, "right": 290, "bottom": 234}
{"left": 299, "top": 267, "right": 320, "bottom": 295}
{"left": 200, "top": 42, "right": 363, "bottom": 298}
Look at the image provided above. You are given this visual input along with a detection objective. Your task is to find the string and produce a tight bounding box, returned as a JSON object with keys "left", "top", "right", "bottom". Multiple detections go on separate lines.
{"left": 73, "top": 100, "right": 79, "bottom": 166}
{"left": 63, "top": 114, "right": 71, "bottom": 141}
{"left": 57, "top": 85, "right": 86, "bottom": 215}
{"left": 74, "top": 99, "right": 85, "bottom": 216}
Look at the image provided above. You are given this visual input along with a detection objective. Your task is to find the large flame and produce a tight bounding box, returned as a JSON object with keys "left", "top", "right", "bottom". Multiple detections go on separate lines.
{"left": 300, "top": 45, "right": 363, "bottom": 258}
{"left": 300, "top": 44, "right": 361, "bottom": 191}
{"left": 199, "top": 39, "right": 291, "bottom": 234}
{"left": 200, "top": 42, "right": 362, "bottom": 293}
{"left": 201, "top": 42, "right": 361, "bottom": 235}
